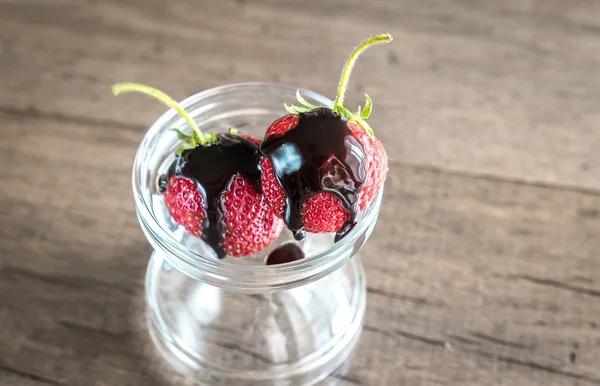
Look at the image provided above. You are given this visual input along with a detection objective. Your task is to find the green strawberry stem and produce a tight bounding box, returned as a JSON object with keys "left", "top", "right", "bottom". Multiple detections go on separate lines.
{"left": 112, "top": 82, "right": 208, "bottom": 145}
{"left": 332, "top": 34, "right": 393, "bottom": 111}
{"left": 285, "top": 34, "right": 393, "bottom": 137}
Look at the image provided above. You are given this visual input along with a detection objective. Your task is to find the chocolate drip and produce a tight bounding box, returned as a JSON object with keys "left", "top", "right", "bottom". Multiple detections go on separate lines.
{"left": 265, "top": 243, "right": 305, "bottom": 265}
{"left": 165, "top": 133, "right": 261, "bottom": 258}
{"left": 260, "top": 108, "right": 367, "bottom": 241}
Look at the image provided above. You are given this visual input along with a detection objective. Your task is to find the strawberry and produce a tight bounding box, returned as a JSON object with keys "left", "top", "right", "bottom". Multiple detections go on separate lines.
{"left": 163, "top": 176, "right": 205, "bottom": 237}
{"left": 113, "top": 83, "right": 282, "bottom": 258}
{"left": 221, "top": 175, "right": 283, "bottom": 256}
{"left": 164, "top": 173, "right": 283, "bottom": 257}
{"left": 259, "top": 34, "right": 391, "bottom": 241}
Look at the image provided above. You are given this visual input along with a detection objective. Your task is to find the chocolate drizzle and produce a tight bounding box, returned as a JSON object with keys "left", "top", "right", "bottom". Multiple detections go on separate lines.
{"left": 165, "top": 133, "right": 261, "bottom": 258}
{"left": 265, "top": 243, "right": 305, "bottom": 265}
{"left": 260, "top": 108, "right": 367, "bottom": 241}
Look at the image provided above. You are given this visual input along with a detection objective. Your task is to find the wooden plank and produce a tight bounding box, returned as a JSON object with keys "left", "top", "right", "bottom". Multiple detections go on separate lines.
{"left": 1, "top": 111, "right": 599, "bottom": 385}
{"left": 360, "top": 164, "right": 600, "bottom": 384}
{"left": 1, "top": 0, "right": 600, "bottom": 190}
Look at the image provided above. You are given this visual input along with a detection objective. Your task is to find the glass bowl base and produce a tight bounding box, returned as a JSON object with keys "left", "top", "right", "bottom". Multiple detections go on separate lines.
{"left": 145, "top": 251, "right": 367, "bottom": 385}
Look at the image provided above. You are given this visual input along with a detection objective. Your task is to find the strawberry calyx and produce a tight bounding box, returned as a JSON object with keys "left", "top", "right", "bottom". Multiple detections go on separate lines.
{"left": 283, "top": 34, "right": 392, "bottom": 137}
{"left": 112, "top": 82, "right": 220, "bottom": 154}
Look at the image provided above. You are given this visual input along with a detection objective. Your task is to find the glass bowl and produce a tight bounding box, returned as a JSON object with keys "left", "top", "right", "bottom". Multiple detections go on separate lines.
{"left": 133, "top": 82, "right": 383, "bottom": 385}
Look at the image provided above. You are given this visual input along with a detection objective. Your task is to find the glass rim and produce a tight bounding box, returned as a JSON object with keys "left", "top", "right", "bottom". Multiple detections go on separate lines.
{"left": 132, "top": 82, "right": 382, "bottom": 290}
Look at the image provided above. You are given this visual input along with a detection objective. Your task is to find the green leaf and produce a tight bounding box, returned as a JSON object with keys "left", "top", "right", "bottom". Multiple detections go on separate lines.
{"left": 192, "top": 130, "right": 201, "bottom": 145}
{"left": 333, "top": 105, "right": 353, "bottom": 120}
{"left": 284, "top": 104, "right": 312, "bottom": 115}
{"left": 170, "top": 128, "right": 196, "bottom": 146}
{"left": 175, "top": 145, "right": 187, "bottom": 156}
{"left": 206, "top": 132, "right": 218, "bottom": 144}
{"left": 284, "top": 103, "right": 299, "bottom": 115}
{"left": 296, "top": 89, "right": 316, "bottom": 109}
{"left": 361, "top": 94, "right": 372, "bottom": 118}
{"left": 228, "top": 127, "right": 239, "bottom": 136}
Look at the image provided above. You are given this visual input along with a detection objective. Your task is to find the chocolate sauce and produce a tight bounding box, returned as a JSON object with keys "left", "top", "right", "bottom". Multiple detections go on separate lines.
{"left": 259, "top": 108, "right": 367, "bottom": 242}
{"left": 165, "top": 133, "right": 261, "bottom": 258}
{"left": 265, "top": 243, "right": 305, "bottom": 265}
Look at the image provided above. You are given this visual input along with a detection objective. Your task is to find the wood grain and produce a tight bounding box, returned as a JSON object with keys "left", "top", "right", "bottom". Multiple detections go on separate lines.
{"left": 1, "top": 0, "right": 600, "bottom": 385}
{"left": 1, "top": 0, "right": 600, "bottom": 190}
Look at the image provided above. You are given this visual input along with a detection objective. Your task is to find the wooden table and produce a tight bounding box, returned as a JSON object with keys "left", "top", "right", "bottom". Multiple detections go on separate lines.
{"left": 1, "top": 0, "right": 600, "bottom": 385}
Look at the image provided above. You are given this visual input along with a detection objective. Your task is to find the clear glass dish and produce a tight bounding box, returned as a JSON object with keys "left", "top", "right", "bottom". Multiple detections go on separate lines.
{"left": 133, "top": 82, "right": 383, "bottom": 385}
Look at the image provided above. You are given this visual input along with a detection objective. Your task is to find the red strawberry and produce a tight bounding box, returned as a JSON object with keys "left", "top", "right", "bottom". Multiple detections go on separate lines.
{"left": 165, "top": 174, "right": 283, "bottom": 257}
{"left": 222, "top": 175, "right": 283, "bottom": 256}
{"left": 258, "top": 34, "right": 392, "bottom": 239}
{"left": 113, "top": 83, "right": 282, "bottom": 257}
{"left": 260, "top": 117, "right": 388, "bottom": 234}
{"left": 164, "top": 176, "right": 205, "bottom": 237}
